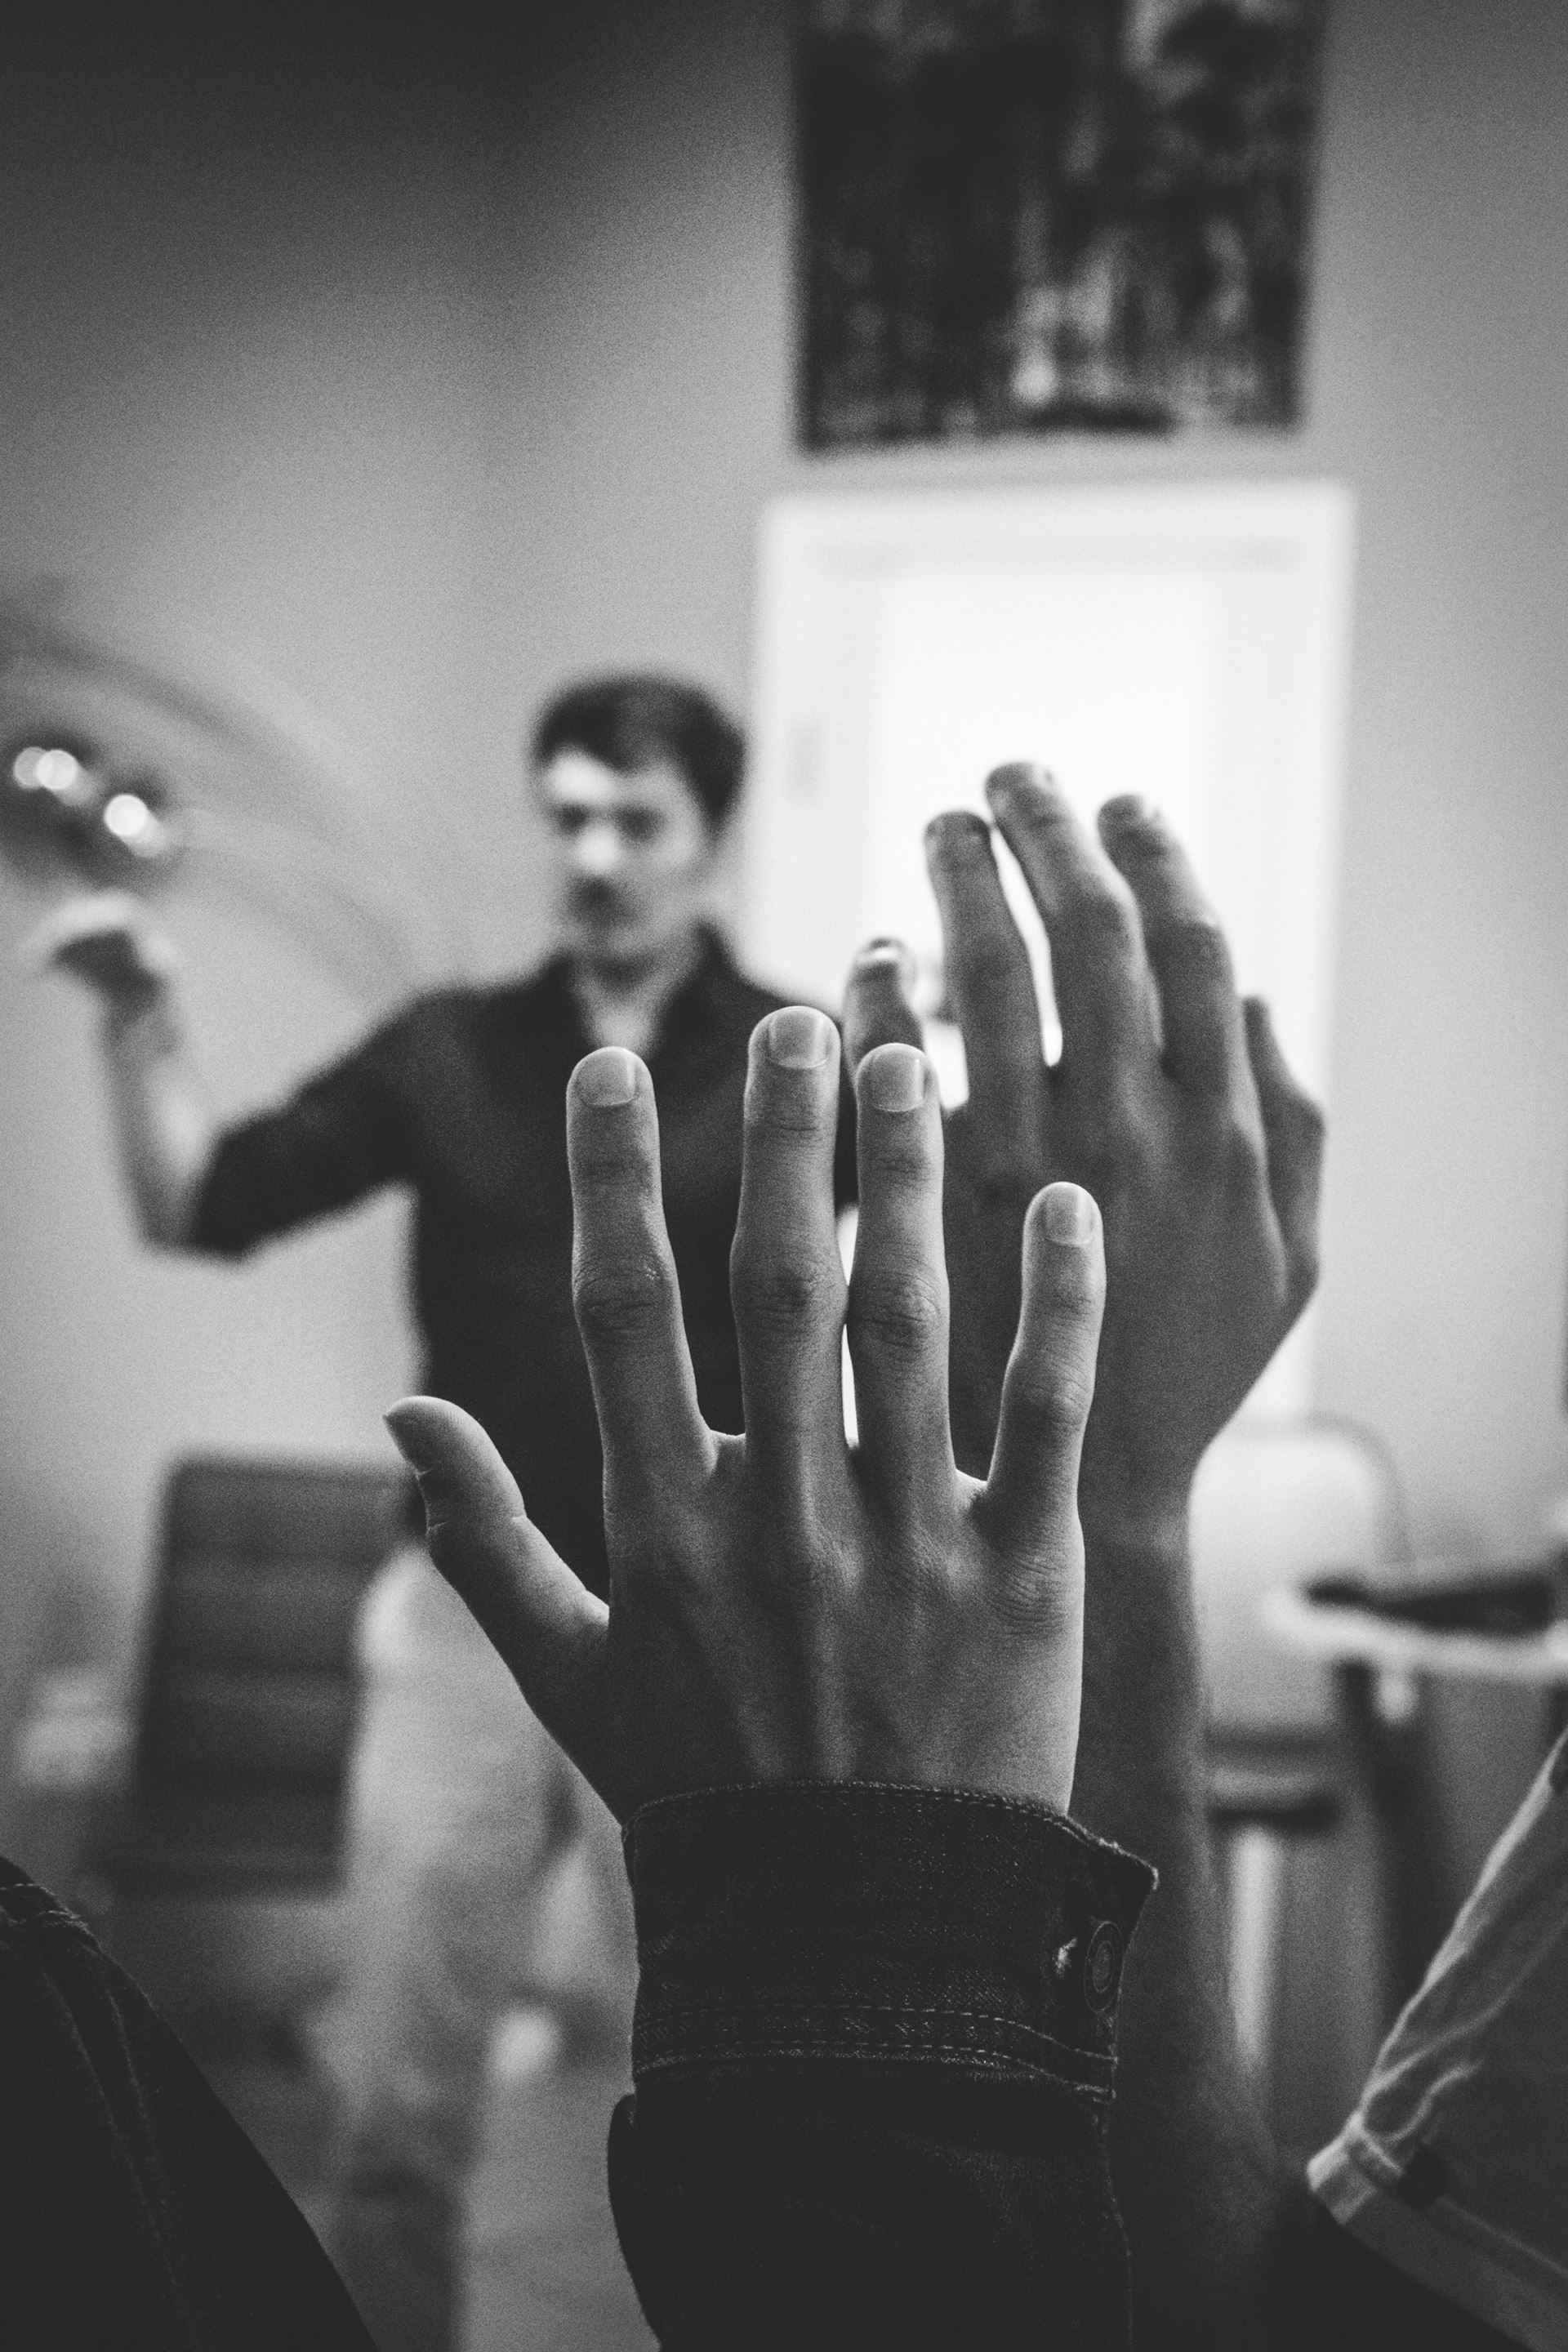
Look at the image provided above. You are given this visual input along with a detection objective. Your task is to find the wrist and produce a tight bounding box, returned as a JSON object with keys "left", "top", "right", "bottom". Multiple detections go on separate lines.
{"left": 1081, "top": 1401, "right": 1203, "bottom": 1552}
{"left": 1077, "top": 1475, "right": 1192, "bottom": 1564}
{"left": 1074, "top": 1486, "right": 1208, "bottom": 1827}
{"left": 101, "top": 978, "right": 177, "bottom": 1044}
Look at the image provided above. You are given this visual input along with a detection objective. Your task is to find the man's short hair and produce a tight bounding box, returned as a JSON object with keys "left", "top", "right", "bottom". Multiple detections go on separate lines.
{"left": 529, "top": 674, "right": 746, "bottom": 835}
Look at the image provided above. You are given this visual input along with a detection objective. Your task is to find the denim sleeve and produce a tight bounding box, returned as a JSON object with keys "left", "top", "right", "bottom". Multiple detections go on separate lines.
{"left": 608, "top": 1782, "right": 1156, "bottom": 2351}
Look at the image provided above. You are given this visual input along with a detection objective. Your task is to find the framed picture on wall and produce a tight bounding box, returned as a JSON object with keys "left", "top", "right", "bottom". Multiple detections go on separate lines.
{"left": 798, "top": 0, "right": 1328, "bottom": 449}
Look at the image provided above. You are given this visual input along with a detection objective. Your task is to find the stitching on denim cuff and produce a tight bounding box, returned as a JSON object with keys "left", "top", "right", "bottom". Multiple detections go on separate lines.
{"left": 630, "top": 1780, "right": 1154, "bottom": 1879}
{"left": 636, "top": 1995, "right": 1114, "bottom": 2069}
{"left": 634, "top": 2037, "right": 1116, "bottom": 2105}
{"left": 633, "top": 2001, "right": 1118, "bottom": 2100}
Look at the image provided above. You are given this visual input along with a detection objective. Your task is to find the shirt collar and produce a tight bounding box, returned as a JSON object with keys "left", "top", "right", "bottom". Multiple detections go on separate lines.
{"left": 537, "top": 924, "right": 739, "bottom": 1071}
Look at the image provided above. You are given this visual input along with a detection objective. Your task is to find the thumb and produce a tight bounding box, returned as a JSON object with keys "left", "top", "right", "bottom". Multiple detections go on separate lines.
{"left": 385, "top": 1396, "right": 609, "bottom": 1789}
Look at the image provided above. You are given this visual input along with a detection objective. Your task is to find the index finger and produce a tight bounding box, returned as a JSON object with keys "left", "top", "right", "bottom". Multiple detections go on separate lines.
{"left": 984, "top": 766, "right": 1155, "bottom": 1116}
{"left": 842, "top": 938, "right": 922, "bottom": 1081}
{"left": 924, "top": 811, "right": 1045, "bottom": 1140}
{"left": 568, "top": 1049, "right": 712, "bottom": 1497}
{"left": 729, "top": 1008, "right": 849, "bottom": 1476}
{"left": 1098, "top": 798, "right": 1251, "bottom": 1106}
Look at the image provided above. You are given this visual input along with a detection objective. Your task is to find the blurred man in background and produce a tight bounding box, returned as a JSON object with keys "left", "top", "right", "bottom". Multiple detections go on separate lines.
{"left": 42, "top": 670, "right": 854, "bottom": 2352}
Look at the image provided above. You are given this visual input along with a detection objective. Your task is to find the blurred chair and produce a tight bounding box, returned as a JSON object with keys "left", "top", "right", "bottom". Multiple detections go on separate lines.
{"left": 1194, "top": 1416, "right": 1410, "bottom": 2120}
{"left": 70, "top": 1455, "right": 407, "bottom": 2044}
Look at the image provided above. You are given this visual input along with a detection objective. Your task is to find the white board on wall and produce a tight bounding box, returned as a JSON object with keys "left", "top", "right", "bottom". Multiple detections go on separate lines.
{"left": 741, "top": 480, "right": 1356, "bottom": 1411}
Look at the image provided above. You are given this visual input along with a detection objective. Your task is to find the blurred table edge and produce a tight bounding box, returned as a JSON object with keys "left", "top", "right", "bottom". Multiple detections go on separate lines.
{"left": 1263, "top": 1588, "right": 1568, "bottom": 1686}
{"left": 1263, "top": 1582, "right": 1568, "bottom": 2028}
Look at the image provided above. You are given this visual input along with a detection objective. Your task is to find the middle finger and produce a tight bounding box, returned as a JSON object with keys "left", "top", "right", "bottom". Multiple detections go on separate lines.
{"left": 985, "top": 764, "right": 1156, "bottom": 1122}
{"left": 847, "top": 1043, "right": 952, "bottom": 1513}
{"left": 730, "top": 1008, "right": 849, "bottom": 1473}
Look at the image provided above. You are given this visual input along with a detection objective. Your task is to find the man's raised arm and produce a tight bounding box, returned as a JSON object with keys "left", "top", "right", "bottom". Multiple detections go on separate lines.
{"left": 29, "top": 893, "right": 214, "bottom": 1248}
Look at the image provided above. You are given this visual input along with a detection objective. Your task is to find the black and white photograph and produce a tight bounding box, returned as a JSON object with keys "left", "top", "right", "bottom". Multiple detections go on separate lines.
{"left": 0, "top": 5, "right": 1566, "bottom": 2350}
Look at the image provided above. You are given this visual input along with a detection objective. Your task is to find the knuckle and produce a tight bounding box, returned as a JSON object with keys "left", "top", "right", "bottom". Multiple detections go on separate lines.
{"left": 955, "top": 921, "right": 1027, "bottom": 992}
{"left": 1291, "top": 1093, "right": 1328, "bottom": 1150}
{"left": 572, "top": 1253, "right": 675, "bottom": 1340}
{"left": 1069, "top": 1085, "right": 1150, "bottom": 1188}
{"left": 730, "top": 1245, "right": 837, "bottom": 1336}
{"left": 1177, "top": 1108, "right": 1263, "bottom": 1192}
{"left": 1069, "top": 886, "right": 1139, "bottom": 964}
{"left": 1011, "top": 1356, "right": 1094, "bottom": 1443}
{"left": 1287, "top": 1232, "right": 1322, "bottom": 1310}
{"left": 1035, "top": 1236, "right": 1102, "bottom": 1319}
{"left": 746, "top": 1091, "right": 832, "bottom": 1141}
{"left": 570, "top": 1128, "right": 644, "bottom": 1190}
{"left": 863, "top": 1122, "right": 935, "bottom": 1186}
{"left": 1220, "top": 1114, "right": 1268, "bottom": 1188}
{"left": 1163, "top": 915, "right": 1233, "bottom": 987}
{"left": 852, "top": 1265, "right": 947, "bottom": 1357}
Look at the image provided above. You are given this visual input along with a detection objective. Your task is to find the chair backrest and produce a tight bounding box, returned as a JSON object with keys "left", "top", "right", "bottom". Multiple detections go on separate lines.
{"left": 1192, "top": 1414, "right": 1411, "bottom": 1738}
{"left": 136, "top": 1456, "right": 409, "bottom": 1800}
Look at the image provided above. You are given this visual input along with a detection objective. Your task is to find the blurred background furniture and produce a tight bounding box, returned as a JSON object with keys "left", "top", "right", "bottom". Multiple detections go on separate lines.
{"left": 97, "top": 1454, "right": 405, "bottom": 1890}
{"left": 16, "top": 1454, "right": 406, "bottom": 2049}
{"left": 1192, "top": 1414, "right": 1412, "bottom": 2141}
{"left": 11, "top": 1454, "right": 407, "bottom": 2211}
{"left": 1266, "top": 1580, "right": 1568, "bottom": 2025}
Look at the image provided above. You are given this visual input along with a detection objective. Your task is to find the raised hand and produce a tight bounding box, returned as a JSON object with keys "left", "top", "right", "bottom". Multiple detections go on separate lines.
{"left": 844, "top": 772, "right": 1325, "bottom": 2346}
{"left": 385, "top": 1007, "right": 1105, "bottom": 1823}
{"left": 24, "top": 891, "right": 179, "bottom": 1009}
{"left": 845, "top": 770, "right": 1323, "bottom": 1542}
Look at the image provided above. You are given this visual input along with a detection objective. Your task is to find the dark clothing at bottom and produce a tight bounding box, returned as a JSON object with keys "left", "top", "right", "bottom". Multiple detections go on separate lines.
{"left": 0, "top": 1793, "right": 1517, "bottom": 2350}
{"left": 0, "top": 1787, "right": 1149, "bottom": 2350}
{"left": 0, "top": 1858, "right": 373, "bottom": 2351}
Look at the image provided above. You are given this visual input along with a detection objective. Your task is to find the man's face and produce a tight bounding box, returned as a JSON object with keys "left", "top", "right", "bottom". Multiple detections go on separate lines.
{"left": 538, "top": 748, "right": 716, "bottom": 969}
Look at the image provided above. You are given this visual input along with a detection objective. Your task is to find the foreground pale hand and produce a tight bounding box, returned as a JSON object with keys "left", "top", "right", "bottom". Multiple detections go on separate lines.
{"left": 386, "top": 1009, "right": 1105, "bottom": 1823}
{"left": 24, "top": 891, "right": 179, "bottom": 1005}
{"left": 844, "top": 773, "right": 1323, "bottom": 1533}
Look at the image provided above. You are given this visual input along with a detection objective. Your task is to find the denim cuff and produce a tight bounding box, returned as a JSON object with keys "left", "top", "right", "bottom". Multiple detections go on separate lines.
{"left": 625, "top": 1782, "right": 1156, "bottom": 2105}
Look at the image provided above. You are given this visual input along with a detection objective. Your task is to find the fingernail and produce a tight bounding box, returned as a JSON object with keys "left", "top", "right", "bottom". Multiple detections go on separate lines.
{"left": 866, "top": 1043, "right": 926, "bottom": 1112}
{"left": 984, "top": 762, "right": 1050, "bottom": 803}
{"left": 576, "top": 1048, "right": 639, "bottom": 1106}
{"left": 853, "top": 937, "right": 918, "bottom": 996}
{"left": 768, "top": 1007, "right": 831, "bottom": 1067}
{"left": 383, "top": 1402, "right": 430, "bottom": 1474}
{"left": 1043, "top": 1183, "right": 1095, "bottom": 1246}
{"left": 924, "top": 810, "right": 991, "bottom": 853}
{"left": 1101, "top": 794, "right": 1153, "bottom": 831}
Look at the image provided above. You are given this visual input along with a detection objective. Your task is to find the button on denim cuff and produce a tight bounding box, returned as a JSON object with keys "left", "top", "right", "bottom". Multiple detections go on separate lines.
{"left": 623, "top": 1782, "right": 1156, "bottom": 2105}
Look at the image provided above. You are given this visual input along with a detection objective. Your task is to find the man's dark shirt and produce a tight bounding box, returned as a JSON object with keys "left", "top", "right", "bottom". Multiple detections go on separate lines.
{"left": 190, "top": 930, "right": 856, "bottom": 1597}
